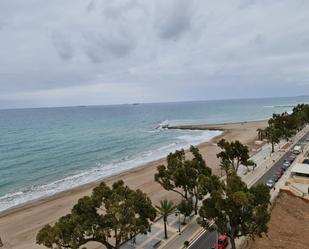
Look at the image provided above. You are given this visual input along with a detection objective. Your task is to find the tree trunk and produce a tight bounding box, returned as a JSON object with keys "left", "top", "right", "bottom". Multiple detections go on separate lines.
{"left": 103, "top": 243, "right": 115, "bottom": 249}
{"left": 183, "top": 215, "right": 186, "bottom": 224}
{"left": 194, "top": 197, "right": 198, "bottom": 215}
{"left": 164, "top": 220, "right": 168, "bottom": 239}
{"left": 114, "top": 229, "right": 120, "bottom": 249}
{"left": 184, "top": 190, "right": 188, "bottom": 200}
{"left": 230, "top": 237, "right": 236, "bottom": 249}
{"left": 271, "top": 142, "right": 275, "bottom": 153}
{"left": 0, "top": 236, "right": 3, "bottom": 247}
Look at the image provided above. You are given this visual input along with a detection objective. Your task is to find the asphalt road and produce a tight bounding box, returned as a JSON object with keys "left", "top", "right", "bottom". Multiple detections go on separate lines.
{"left": 254, "top": 130, "right": 309, "bottom": 186}
{"left": 189, "top": 131, "right": 309, "bottom": 249}
{"left": 188, "top": 230, "right": 217, "bottom": 249}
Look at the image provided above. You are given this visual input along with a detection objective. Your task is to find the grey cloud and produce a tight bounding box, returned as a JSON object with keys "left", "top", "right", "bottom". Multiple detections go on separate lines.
{"left": 302, "top": 39, "right": 309, "bottom": 47}
{"left": 102, "top": 0, "right": 145, "bottom": 20}
{"left": 86, "top": 0, "right": 95, "bottom": 12}
{"left": 251, "top": 34, "right": 264, "bottom": 45}
{"left": 155, "top": 0, "right": 193, "bottom": 40}
{"left": 83, "top": 30, "right": 136, "bottom": 63}
{"left": 1, "top": 0, "right": 309, "bottom": 108}
{"left": 0, "top": 20, "right": 6, "bottom": 30}
{"left": 238, "top": 0, "right": 258, "bottom": 10}
{"left": 81, "top": 0, "right": 143, "bottom": 63}
{"left": 51, "top": 32, "right": 74, "bottom": 61}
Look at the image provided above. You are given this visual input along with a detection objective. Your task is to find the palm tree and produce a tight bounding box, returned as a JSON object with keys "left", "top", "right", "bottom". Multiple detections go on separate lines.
{"left": 156, "top": 200, "right": 176, "bottom": 239}
{"left": 257, "top": 128, "right": 266, "bottom": 140}
{"left": 265, "top": 126, "right": 281, "bottom": 153}
{"left": 257, "top": 128, "right": 262, "bottom": 140}
{"left": 220, "top": 159, "right": 231, "bottom": 176}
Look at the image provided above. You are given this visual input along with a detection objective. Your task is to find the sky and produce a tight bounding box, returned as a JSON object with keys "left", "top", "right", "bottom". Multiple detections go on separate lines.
{"left": 0, "top": 0, "right": 309, "bottom": 108}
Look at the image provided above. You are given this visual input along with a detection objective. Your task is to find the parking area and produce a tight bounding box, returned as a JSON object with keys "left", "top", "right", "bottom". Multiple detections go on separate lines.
{"left": 254, "top": 131, "right": 309, "bottom": 187}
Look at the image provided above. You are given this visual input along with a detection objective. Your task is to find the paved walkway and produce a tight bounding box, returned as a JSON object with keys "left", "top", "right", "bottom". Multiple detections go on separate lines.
{"left": 121, "top": 126, "right": 309, "bottom": 249}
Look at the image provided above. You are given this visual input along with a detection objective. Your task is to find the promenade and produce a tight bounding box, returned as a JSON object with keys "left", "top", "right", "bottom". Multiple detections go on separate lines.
{"left": 121, "top": 126, "right": 309, "bottom": 249}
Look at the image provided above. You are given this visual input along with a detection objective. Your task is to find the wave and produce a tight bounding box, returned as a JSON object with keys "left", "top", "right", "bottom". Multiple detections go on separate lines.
{"left": 177, "top": 130, "right": 222, "bottom": 144}
{"left": 156, "top": 120, "right": 170, "bottom": 129}
{"left": 0, "top": 129, "right": 222, "bottom": 213}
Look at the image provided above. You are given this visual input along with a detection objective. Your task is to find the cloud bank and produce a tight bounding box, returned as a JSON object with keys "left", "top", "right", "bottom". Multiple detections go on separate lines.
{"left": 0, "top": 0, "right": 309, "bottom": 108}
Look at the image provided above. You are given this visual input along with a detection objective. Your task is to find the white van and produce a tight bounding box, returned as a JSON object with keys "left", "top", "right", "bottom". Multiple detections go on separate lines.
{"left": 293, "top": 145, "right": 302, "bottom": 155}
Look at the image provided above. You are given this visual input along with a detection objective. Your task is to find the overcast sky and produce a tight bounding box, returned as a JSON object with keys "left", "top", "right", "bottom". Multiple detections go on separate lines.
{"left": 0, "top": 0, "right": 309, "bottom": 108}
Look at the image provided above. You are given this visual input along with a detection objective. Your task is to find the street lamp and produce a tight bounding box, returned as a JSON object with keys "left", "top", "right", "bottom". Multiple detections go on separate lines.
{"left": 175, "top": 210, "right": 181, "bottom": 234}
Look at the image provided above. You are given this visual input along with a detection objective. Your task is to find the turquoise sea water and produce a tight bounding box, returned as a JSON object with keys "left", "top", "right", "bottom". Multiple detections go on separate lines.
{"left": 0, "top": 96, "right": 309, "bottom": 212}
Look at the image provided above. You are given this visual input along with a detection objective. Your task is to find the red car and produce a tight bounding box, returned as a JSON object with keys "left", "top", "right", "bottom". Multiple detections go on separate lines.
{"left": 275, "top": 169, "right": 284, "bottom": 178}
{"left": 213, "top": 234, "right": 229, "bottom": 249}
{"left": 288, "top": 155, "right": 296, "bottom": 162}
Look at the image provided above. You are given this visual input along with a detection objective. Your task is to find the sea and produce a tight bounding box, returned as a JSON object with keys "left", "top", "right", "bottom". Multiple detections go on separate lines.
{"left": 0, "top": 96, "right": 309, "bottom": 212}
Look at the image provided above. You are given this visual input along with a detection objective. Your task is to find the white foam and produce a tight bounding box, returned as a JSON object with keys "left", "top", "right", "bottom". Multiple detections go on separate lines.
{"left": 0, "top": 129, "right": 222, "bottom": 213}
{"left": 156, "top": 142, "right": 176, "bottom": 151}
{"left": 177, "top": 130, "right": 222, "bottom": 144}
{"left": 156, "top": 120, "right": 170, "bottom": 129}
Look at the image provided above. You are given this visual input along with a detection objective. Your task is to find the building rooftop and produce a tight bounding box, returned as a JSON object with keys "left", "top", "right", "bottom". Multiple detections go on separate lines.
{"left": 291, "top": 163, "right": 309, "bottom": 175}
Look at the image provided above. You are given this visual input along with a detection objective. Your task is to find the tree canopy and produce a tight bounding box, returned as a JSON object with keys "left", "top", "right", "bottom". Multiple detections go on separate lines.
{"left": 264, "top": 126, "right": 281, "bottom": 153}
{"left": 268, "top": 113, "right": 297, "bottom": 141}
{"left": 259, "top": 104, "right": 309, "bottom": 152}
{"left": 217, "top": 139, "right": 255, "bottom": 173}
{"left": 177, "top": 198, "right": 194, "bottom": 224}
{"left": 155, "top": 146, "right": 212, "bottom": 214}
{"left": 37, "top": 180, "right": 156, "bottom": 249}
{"left": 198, "top": 173, "right": 270, "bottom": 249}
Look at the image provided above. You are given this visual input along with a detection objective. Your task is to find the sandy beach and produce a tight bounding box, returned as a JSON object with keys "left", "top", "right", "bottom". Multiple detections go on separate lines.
{"left": 0, "top": 120, "right": 267, "bottom": 249}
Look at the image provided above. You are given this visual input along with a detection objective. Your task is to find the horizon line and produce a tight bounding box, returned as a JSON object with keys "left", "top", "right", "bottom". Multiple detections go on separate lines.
{"left": 1, "top": 94, "right": 309, "bottom": 111}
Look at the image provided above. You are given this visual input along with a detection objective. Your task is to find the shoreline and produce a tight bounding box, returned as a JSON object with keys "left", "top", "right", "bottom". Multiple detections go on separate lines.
{"left": 0, "top": 130, "right": 223, "bottom": 217}
{"left": 0, "top": 119, "right": 267, "bottom": 249}
{"left": 0, "top": 131, "right": 225, "bottom": 218}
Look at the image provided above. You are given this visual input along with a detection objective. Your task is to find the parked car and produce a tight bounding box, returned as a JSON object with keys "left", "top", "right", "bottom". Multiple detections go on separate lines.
{"left": 275, "top": 169, "right": 284, "bottom": 178}
{"left": 213, "top": 235, "right": 229, "bottom": 249}
{"left": 266, "top": 179, "right": 274, "bottom": 188}
{"left": 284, "top": 160, "right": 291, "bottom": 166}
{"left": 282, "top": 161, "right": 291, "bottom": 170}
{"left": 287, "top": 154, "right": 296, "bottom": 162}
{"left": 293, "top": 145, "right": 302, "bottom": 155}
{"left": 271, "top": 175, "right": 279, "bottom": 182}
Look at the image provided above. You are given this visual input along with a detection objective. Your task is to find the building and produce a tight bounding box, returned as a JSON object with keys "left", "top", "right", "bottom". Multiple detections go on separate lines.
{"left": 280, "top": 146, "right": 309, "bottom": 200}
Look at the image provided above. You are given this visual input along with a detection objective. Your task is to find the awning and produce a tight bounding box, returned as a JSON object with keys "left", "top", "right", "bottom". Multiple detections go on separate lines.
{"left": 291, "top": 163, "right": 309, "bottom": 175}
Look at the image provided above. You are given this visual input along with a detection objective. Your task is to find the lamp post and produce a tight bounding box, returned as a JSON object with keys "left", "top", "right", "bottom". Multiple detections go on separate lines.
{"left": 175, "top": 210, "right": 181, "bottom": 234}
